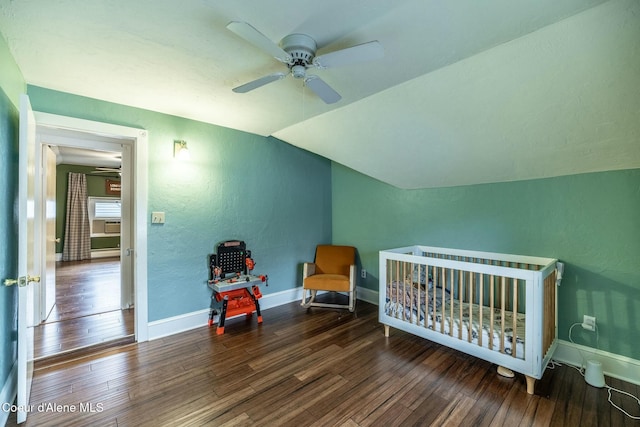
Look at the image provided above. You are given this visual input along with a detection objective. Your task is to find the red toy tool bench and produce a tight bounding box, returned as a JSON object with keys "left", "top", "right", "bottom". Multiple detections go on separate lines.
{"left": 207, "top": 240, "right": 267, "bottom": 335}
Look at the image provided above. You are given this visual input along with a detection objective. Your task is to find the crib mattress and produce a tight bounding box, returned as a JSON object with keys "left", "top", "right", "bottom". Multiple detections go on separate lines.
{"left": 384, "top": 282, "right": 525, "bottom": 359}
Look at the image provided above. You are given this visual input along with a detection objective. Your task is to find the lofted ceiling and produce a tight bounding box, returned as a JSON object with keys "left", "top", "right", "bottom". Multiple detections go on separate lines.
{"left": 1, "top": 0, "right": 638, "bottom": 188}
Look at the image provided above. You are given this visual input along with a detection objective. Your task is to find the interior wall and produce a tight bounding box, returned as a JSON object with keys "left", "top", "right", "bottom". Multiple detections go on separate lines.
{"left": 27, "top": 85, "right": 333, "bottom": 322}
{"left": 331, "top": 163, "right": 640, "bottom": 361}
{"left": 0, "top": 33, "right": 24, "bottom": 399}
{"left": 56, "top": 164, "right": 121, "bottom": 253}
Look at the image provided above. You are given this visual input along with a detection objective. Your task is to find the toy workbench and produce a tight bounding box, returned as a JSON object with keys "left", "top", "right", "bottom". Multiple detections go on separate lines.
{"left": 207, "top": 240, "right": 267, "bottom": 335}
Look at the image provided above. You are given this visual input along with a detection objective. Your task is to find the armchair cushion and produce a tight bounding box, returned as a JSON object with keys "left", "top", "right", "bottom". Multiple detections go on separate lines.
{"left": 303, "top": 273, "right": 350, "bottom": 292}
{"left": 314, "top": 245, "right": 355, "bottom": 276}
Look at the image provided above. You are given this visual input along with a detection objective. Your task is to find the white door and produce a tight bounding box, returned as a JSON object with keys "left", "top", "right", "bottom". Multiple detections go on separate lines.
{"left": 42, "top": 145, "right": 57, "bottom": 320}
{"left": 15, "top": 94, "right": 38, "bottom": 423}
{"left": 120, "top": 143, "right": 134, "bottom": 309}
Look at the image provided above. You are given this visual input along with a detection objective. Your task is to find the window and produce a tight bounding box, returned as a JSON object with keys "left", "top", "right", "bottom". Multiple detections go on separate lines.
{"left": 94, "top": 199, "right": 121, "bottom": 219}
{"left": 88, "top": 197, "right": 121, "bottom": 236}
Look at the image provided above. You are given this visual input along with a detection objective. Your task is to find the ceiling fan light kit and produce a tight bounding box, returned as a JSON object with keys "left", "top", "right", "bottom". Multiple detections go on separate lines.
{"left": 282, "top": 33, "right": 316, "bottom": 71}
{"left": 227, "top": 21, "right": 384, "bottom": 104}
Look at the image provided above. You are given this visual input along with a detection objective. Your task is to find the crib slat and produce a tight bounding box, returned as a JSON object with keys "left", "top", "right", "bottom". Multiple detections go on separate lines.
{"left": 449, "top": 269, "right": 454, "bottom": 337}
{"left": 500, "top": 276, "right": 506, "bottom": 354}
{"left": 403, "top": 261, "right": 408, "bottom": 322}
{"left": 387, "top": 260, "right": 391, "bottom": 317}
{"left": 431, "top": 267, "right": 444, "bottom": 332}
{"left": 416, "top": 264, "right": 421, "bottom": 326}
{"left": 458, "top": 270, "right": 463, "bottom": 340}
{"left": 468, "top": 271, "right": 473, "bottom": 343}
{"left": 409, "top": 262, "right": 415, "bottom": 324}
{"left": 395, "top": 261, "right": 404, "bottom": 318}
{"left": 425, "top": 264, "right": 430, "bottom": 329}
{"left": 489, "top": 275, "right": 494, "bottom": 350}
{"left": 478, "top": 273, "right": 483, "bottom": 348}
{"left": 440, "top": 266, "right": 446, "bottom": 334}
{"left": 506, "top": 262, "right": 511, "bottom": 310}
{"left": 512, "top": 277, "right": 518, "bottom": 358}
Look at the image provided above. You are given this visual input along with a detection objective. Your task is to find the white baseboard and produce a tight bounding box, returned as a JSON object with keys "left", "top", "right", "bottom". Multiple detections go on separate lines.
{"left": 357, "top": 286, "right": 378, "bottom": 305}
{"left": 91, "top": 249, "right": 120, "bottom": 259}
{"left": 0, "top": 361, "right": 18, "bottom": 426}
{"left": 148, "top": 309, "right": 211, "bottom": 340}
{"left": 148, "top": 286, "right": 378, "bottom": 341}
{"left": 55, "top": 249, "right": 120, "bottom": 262}
{"left": 553, "top": 339, "right": 640, "bottom": 386}
{"left": 148, "top": 287, "right": 306, "bottom": 340}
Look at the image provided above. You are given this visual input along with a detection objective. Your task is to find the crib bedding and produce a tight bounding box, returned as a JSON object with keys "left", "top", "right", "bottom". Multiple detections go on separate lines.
{"left": 385, "top": 282, "right": 526, "bottom": 359}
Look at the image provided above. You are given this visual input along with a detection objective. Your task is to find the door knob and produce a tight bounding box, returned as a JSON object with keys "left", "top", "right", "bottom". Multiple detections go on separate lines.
{"left": 4, "top": 278, "right": 18, "bottom": 287}
{"left": 4, "top": 277, "right": 26, "bottom": 287}
{"left": 4, "top": 276, "right": 40, "bottom": 287}
{"left": 55, "top": 238, "right": 61, "bottom": 243}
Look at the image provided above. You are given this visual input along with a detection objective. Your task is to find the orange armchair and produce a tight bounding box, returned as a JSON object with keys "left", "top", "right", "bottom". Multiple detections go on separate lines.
{"left": 301, "top": 245, "right": 357, "bottom": 312}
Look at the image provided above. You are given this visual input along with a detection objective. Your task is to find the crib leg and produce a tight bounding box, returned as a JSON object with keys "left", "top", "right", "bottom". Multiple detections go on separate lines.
{"left": 525, "top": 376, "right": 535, "bottom": 395}
{"left": 384, "top": 324, "right": 390, "bottom": 337}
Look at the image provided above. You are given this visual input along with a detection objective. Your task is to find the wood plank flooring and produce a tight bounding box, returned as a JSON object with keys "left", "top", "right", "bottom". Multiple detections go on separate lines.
{"left": 8, "top": 294, "right": 640, "bottom": 426}
{"left": 34, "top": 258, "right": 134, "bottom": 359}
{"left": 47, "top": 257, "right": 122, "bottom": 322}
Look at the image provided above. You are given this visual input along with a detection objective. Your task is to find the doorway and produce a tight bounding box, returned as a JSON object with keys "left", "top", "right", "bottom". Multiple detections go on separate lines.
{"left": 31, "top": 112, "right": 149, "bottom": 360}
{"left": 34, "top": 144, "right": 133, "bottom": 359}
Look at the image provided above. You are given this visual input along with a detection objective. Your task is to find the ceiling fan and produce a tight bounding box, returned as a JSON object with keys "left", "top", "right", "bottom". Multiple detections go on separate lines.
{"left": 227, "top": 21, "right": 384, "bottom": 104}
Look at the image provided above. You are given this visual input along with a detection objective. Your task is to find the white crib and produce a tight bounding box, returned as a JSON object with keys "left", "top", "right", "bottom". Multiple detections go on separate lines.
{"left": 379, "top": 245, "right": 562, "bottom": 394}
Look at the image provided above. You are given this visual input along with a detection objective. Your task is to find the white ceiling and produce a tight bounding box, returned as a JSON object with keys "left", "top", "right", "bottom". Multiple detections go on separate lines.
{"left": 1, "top": 0, "right": 638, "bottom": 188}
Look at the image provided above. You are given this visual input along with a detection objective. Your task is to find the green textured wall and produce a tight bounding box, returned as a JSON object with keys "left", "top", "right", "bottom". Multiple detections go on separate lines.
{"left": 332, "top": 163, "right": 640, "bottom": 360}
{"left": 56, "top": 164, "right": 121, "bottom": 252}
{"left": 0, "top": 33, "right": 24, "bottom": 401}
{"left": 28, "top": 86, "right": 332, "bottom": 322}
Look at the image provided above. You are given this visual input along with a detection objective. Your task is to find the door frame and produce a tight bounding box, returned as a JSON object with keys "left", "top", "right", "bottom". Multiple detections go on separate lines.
{"left": 34, "top": 112, "right": 149, "bottom": 342}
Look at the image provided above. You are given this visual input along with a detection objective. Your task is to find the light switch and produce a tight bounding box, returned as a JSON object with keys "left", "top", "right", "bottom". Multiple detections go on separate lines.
{"left": 151, "top": 212, "right": 165, "bottom": 224}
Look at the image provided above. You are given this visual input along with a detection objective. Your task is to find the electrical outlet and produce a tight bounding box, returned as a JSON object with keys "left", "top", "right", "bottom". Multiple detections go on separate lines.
{"left": 582, "top": 315, "right": 596, "bottom": 331}
{"left": 361, "top": 269, "right": 367, "bottom": 279}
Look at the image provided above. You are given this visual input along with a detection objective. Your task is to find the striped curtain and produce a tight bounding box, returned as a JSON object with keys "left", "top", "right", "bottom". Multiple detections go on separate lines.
{"left": 62, "top": 173, "right": 91, "bottom": 261}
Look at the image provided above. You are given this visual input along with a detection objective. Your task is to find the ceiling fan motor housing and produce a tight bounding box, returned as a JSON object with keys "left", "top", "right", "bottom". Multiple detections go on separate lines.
{"left": 281, "top": 34, "right": 317, "bottom": 78}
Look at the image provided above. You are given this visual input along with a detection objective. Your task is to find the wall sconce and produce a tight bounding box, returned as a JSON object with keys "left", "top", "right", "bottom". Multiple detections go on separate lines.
{"left": 174, "top": 140, "right": 190, "bottom": 160}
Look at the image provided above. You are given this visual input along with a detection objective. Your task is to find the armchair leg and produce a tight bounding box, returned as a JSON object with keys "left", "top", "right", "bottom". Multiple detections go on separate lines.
{"left": 301, "top": 289, "right": 317, "bottom": 308}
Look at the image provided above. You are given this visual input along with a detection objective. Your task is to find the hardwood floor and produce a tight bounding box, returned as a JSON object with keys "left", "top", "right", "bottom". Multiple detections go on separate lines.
{"left": 9, "top": 295, "right": 639, "bottom": 426}
{"left": 47, "top": 257, "right": 122, "bottom": 322}
{"left": 34, "top": 258, "right": 134, "bottom": 359}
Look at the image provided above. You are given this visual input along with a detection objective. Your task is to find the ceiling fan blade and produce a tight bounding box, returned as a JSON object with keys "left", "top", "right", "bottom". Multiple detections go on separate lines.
{"left": 313, "top": 40, "right": 384, "bottom": 69}
{"left": 233, "top": 72, "right": 288, "bottom": 93}
{"left": 226, "top": 21, "right": 291, "bottom": 63}
{"left": 304, "top": 75, "right": 342, "bottom": 104}
{"left": 93, "top": 169, "right": 121, "bottom": 175}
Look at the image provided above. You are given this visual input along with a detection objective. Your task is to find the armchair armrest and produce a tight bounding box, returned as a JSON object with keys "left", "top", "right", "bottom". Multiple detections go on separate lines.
{"left": 303, "top": 262, "right": 316, "bottom": 279}
{"left": 349, "top": 264, "right": 357, "bottom": 291}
